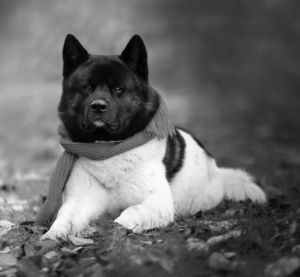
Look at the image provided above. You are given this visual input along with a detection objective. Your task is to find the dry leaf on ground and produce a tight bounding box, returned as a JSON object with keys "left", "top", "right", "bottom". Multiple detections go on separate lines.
{"left": 68, "top": 235, "right": 94, "bottom": 246}
{"left": 265, "top": 257, "right": 300, "bottom": 277}
{"left": 207, "top": 230, "right": 242, "bottom": 245}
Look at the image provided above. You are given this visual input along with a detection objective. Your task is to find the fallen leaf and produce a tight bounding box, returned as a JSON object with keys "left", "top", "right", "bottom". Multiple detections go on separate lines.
{"left": 141, "top": 240, "right": 153, "bottom": 245}
{"left": 79, "top": 226, "right": 98, "bottom": 237}
{"left": 69, "top": 235, "right": 94, "bottom": 246}
{"left": 0, "top": 253, "right": 17, "bottom": 269}
{"left": 60, "top": 246, "right": 82, "bottom": 256}
{"left": 208, "top": 220, "right": 237, "bottom": 232}
{"left": 208, "top": 252, "right": 231, "bottom": 271}
{"left": 44, "top": 250, "right": 60, "bottom": 262}
{"left": 289, "top": 221, "right": 297, "bottom": 236}
{"left": 11, "top": 246, "right": 23, "bottom": 260}
{"left": 183, "top": 227, "right": 193, "bottom": 236}
{"left": 73, "top": 246, "right": 83, "bottom": 252}
{"left": 24, "top": 243, "right": 36, "bottom": 257}
{"left": 0, "top": 220, "right": 14, "bottom": 228}
{"left": 265, "top": 257, "right": 300, "bottom": 277}
{"left": 0, "top": 268, "right": 16, "bottom": 277}
{"left": 0, "top": 246, "right": 11, "bottom": 254}
{"left": 207, "top": 230, "right": 242, "bottom": 245}
{"left": 34, "top": 239, "right": 58, "bottom": 255}
{"left": 224, "top": 252, "right": 237, "bottom": 259}
{"left": 12, "top": 204, "right": 24, "bottom": 211}
{"left": 61, "top": 247, "right": 79, "bottom": 256}
{"left": 292, "top": 245, "right": 300, "bottom": 255}
{"left": 0, "top": 220, "right": 14, "bottom": 238}
{"left": 186, "top": 238, "right": 210, "bottom": 254}
{"left": 222, "top": 209, "right": 238, "bottom": 217}
{"left": 0, "top": 229, "right": 11, "bottom": 238}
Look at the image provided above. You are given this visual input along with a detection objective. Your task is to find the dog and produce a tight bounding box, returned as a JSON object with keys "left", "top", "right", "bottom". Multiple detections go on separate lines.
{"left": 41, "top": 34, "right": 266, "bottom": 240}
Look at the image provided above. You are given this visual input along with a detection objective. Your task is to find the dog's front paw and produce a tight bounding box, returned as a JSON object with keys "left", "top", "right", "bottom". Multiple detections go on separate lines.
{"left": 41, "top": 227, "right": 68, "bottom": 241}
{"left": 114, "top": 207, "right": 142, "bottom": 233}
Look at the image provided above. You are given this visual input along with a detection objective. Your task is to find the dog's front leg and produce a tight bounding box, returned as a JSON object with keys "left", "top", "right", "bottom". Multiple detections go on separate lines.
{"left": 41, "top": 201, "right": 75, "bottom": 240}
{"left": 41, "top": 160, "right": 108, "bottom": 240}
{"left": 114, "top": 162, "right": 174, "bottom": 233}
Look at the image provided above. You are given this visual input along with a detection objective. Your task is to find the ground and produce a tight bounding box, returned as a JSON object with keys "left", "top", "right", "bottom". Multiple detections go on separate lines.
{"left": 0, "top": 1, "right": 300, "bottom": 276}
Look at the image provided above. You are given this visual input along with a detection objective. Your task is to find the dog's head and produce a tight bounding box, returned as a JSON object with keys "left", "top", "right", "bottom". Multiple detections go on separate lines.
{"left": 58, "top": 34, "right": 159, "bottom": 142}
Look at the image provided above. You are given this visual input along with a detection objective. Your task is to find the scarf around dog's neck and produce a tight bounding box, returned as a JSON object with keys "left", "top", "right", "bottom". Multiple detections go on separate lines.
{"left": 36, "top": 94, "right": 175, "bottom": 226}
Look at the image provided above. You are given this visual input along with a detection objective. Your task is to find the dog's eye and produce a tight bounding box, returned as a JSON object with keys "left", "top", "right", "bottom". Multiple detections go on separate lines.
{"left": 83, "top": 84, "right": 92, "bottom": 91}
{"left": 111, "top": 86, "right": 124, "bottom": 95}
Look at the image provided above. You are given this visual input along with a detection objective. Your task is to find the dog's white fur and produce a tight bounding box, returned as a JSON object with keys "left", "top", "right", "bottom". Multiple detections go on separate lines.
{"left": 41, "top": 130, "right": 266, "bottom": 240}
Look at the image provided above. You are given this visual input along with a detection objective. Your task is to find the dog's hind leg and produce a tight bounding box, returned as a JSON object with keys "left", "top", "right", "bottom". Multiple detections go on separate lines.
{"left": 218, "top": 167, "right": 267, "bottom": 203}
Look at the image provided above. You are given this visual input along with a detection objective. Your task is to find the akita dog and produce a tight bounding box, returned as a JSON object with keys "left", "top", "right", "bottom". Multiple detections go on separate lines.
{"left": 40, "top": 34, "right": 266, "bottom": 240}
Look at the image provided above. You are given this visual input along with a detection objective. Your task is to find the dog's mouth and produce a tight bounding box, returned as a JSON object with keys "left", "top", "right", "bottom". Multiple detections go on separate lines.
{"left": 93, "top": 119, "right": 106, "bottom": 128}
{"left": 81, "top": 118, "right": 119, "bottom": 133}
{"left": 93, "top": 119, "right": 119, "bottom": 130}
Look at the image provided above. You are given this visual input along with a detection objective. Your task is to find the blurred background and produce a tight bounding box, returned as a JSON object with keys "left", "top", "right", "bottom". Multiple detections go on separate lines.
{"left": 0, "top": 0, "right": 299, "bottom": 206}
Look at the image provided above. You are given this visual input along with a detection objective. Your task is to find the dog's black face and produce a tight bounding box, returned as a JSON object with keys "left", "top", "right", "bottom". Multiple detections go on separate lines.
{"left": 58, "top": 34, "right": 159, "bottom": 142}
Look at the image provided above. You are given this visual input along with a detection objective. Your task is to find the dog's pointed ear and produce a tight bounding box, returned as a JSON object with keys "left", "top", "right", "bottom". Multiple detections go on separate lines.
{"left": 120, "top": 35, "right": 148, "bottom": 82}
{"left": 63, "top": 34, "right": 89, "bottom": 78}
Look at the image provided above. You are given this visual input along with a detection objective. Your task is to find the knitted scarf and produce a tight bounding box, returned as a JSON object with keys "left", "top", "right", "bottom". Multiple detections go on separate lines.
{"left": 36, "top": 94, "right": 175, "bottom": 226}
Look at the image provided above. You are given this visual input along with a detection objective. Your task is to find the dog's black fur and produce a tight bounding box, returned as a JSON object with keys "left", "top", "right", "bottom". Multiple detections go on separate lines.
{"left": 163, "top": 130, "right": 186, "bottom": 181}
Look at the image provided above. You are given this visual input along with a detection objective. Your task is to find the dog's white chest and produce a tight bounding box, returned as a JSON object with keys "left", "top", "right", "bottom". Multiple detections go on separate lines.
{"left": 62, "top": 138, "right": 167, "bottom": 216}
{"left": 80, "top": 151, "right": 144, "bottom": 188}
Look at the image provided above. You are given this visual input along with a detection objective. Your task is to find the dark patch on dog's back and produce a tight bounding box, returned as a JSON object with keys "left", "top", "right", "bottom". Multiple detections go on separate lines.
{"left": 178, "top": 127, "right": 213, "bottom": 158}
{"left": 163, "top": 129, "right": 186, "bottom": 181}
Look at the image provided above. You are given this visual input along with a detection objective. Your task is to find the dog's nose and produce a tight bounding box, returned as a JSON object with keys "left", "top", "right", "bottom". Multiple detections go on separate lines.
{"left": 90, "top": 99, "right": 108, "bottom": 112}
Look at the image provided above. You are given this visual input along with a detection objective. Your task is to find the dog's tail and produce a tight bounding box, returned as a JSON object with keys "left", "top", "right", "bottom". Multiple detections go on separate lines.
{"left": 218, "top": 167, "right": 267, "bottom": 203}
